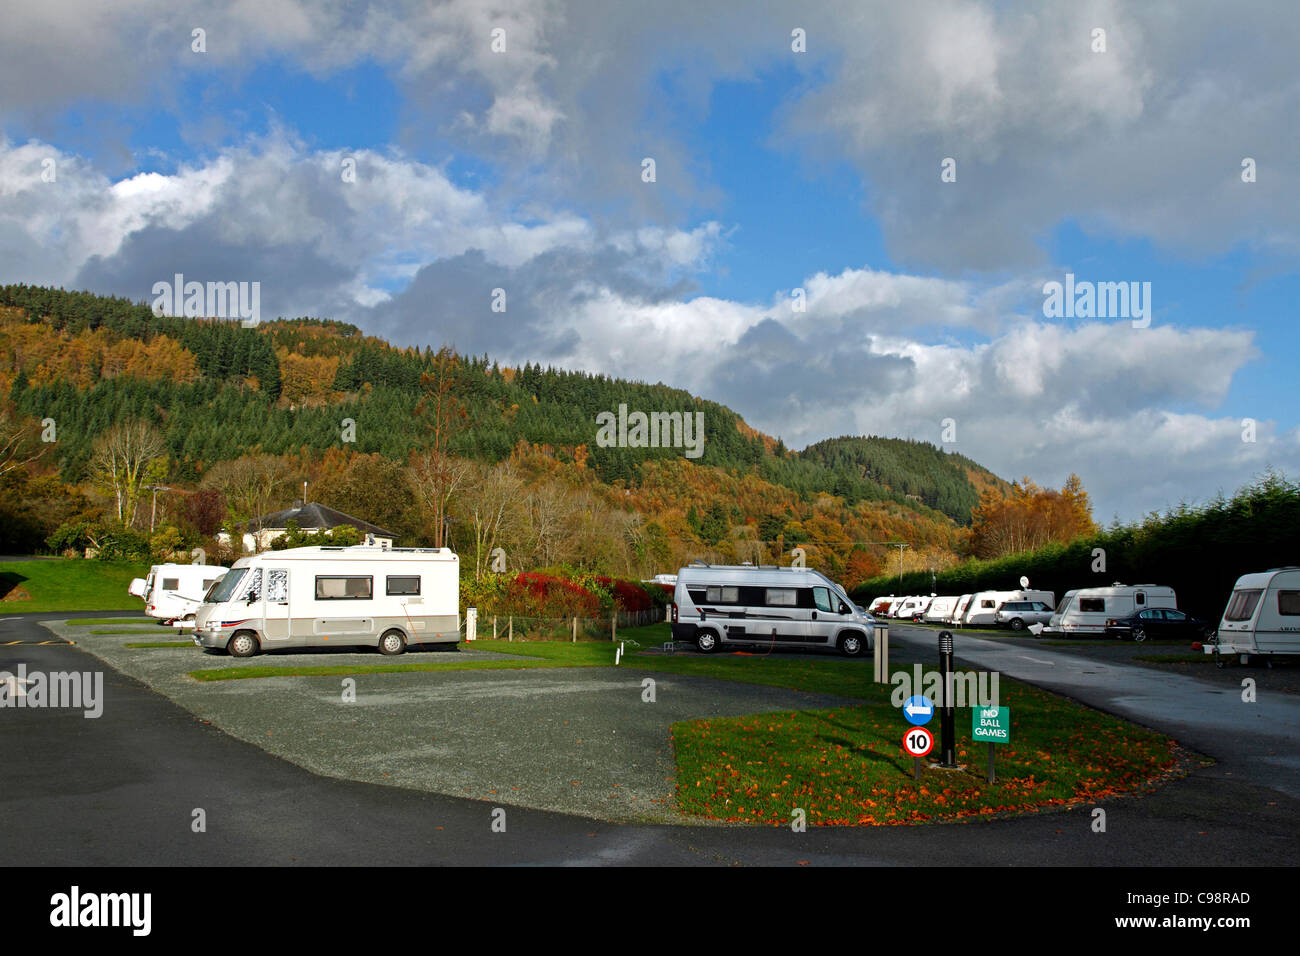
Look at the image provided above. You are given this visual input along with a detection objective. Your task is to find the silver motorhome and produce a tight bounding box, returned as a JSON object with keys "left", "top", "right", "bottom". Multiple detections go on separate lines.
{"left": 194, "top": 545, "right": 459, "bottom": 657}
{"left": 671, "top": 563, "right": 876, "bottom": 656}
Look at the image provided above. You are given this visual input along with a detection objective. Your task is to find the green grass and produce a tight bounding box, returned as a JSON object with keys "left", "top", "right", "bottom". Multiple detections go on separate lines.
{"left": 0, "top": 560, "right": 151, "bottom": 614}
{"left": 67, "top": 617, "right": 156, "bottom": 627}
{"left": 124, "top": 641, "right": 196, "bottom": 648}
{"left": 671, "top": 680, "right": 1179, "bottom": 826}
{"left": 90, "top": 628, "right": 169, "bottom": 635}
{"left": 1134, "top": 654, "right": 1212, "bottom": 664}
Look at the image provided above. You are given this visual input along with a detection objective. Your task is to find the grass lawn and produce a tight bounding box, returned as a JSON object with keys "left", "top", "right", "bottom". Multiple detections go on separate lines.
{"left": 1135, "top": 654, "right": 1212, "bottom": 664}
{"left": 0, "top": 560, "right": 150, "bottom": 614}
{"left": 89, "top": 628, "right": 169, "bottom": 635}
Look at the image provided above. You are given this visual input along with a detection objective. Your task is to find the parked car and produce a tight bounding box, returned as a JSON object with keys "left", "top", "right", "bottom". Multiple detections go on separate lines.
{"left": 995, "top": 600, "right": 1054, "bottom": 631}
{"left": 1103, "top": 607, "right": 1211, "bottom": 642}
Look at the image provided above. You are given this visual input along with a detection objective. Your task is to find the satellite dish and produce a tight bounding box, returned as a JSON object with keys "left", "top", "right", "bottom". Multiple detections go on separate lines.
{"left": 1019, "top": 576, "right": 1029, "bottom": 588}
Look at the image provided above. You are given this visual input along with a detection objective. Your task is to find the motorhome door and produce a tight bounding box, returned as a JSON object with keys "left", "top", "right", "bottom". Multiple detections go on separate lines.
{"left": 262, "top": 567, "right": 290, "bottom": 642}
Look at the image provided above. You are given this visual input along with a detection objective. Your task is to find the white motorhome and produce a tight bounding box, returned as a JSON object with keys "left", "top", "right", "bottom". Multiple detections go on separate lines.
{"left": 193, "top": 545, "right": 459, "bottom": 657}
{"left": 671, "top": 563, "right": 876, "bottom": 656}
{"left": 131, "top": 563, "right": 228, "bottom": 625}
{"left": 962, "top": 589, "right": 1056, "bottom": 627}
{"left": 1044, "top": 584, "right": 1176, "bottom": 637}
{"left": 1207, "top": 568, "right": 1300, "bottom": 664}
{"left": 923, "top": 595, "right": 960, "bottom": 623}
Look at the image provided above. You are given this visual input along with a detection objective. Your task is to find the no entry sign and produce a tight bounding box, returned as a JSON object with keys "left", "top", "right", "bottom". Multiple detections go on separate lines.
{"left": 902, "top": 727, "right": 934, "bottom": 758}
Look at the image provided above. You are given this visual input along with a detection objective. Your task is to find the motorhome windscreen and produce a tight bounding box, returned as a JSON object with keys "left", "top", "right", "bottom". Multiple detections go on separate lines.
{"left": 207, "top": 569, "right": 247, "bottom": 603}
{"left": 201, "top": 573, "right": 227, "bottom": 601}
{"left": 1225, "top": 589, "right": 1263, "bottom": 621}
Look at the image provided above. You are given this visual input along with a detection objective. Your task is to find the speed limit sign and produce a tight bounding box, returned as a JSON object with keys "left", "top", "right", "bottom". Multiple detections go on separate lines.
{"left": 902, "top": 727, "right": 934, "bottom": 758}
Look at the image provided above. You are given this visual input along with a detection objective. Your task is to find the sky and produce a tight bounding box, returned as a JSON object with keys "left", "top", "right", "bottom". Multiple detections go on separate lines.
{"left": 1, "top": 0, "right": 1297, "bottom": 523}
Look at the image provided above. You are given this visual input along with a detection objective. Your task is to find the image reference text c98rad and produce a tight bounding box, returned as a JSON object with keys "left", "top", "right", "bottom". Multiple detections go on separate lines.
{"left": 670, "top": 562, "right": 876, "bottom": 657}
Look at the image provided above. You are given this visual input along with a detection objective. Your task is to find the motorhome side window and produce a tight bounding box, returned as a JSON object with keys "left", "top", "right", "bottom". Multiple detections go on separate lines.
{"left": 315, "top": 576, "right": 374, "bottom": 600}
{"left": 1079, "top": 597, "right": 1105, "bottom": 612}
{"left": 766, "top": 588, "right": 797, "bottom": 606}
{"left": 162, "top": 578, "right": 179, "bottom": 590}
{"left": 245, "top": 568, "right": 262, "bottom": 601}
{"left": 813, "top": 587, "right": 834, "bottom": 613}
{"left": 705, "top": 586, "right": 738, "bottom": 603}
{"left": 386, "top": 575, "right": 421, "bottom": 596}
{"left": 267, "top": 569, "right": 288, "bottom": 603}
{"left": 1225, "top": 589, "right": 1262, "bottom": 621}
{"left": 1277, "top": 591, "right": 1300, "bottom": 616}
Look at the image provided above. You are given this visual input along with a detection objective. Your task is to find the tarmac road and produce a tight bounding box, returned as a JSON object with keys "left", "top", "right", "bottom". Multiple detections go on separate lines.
{"left": 2, "top": 612, "right": 1298, "bottom": 865}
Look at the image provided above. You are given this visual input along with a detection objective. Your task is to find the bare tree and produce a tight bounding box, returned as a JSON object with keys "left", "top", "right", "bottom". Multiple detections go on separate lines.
{"left": 88, "top": 420, "right": 167, "bottom": 527}
{"left": 408, "top": 450, "right": 471, "bottom": 548}
{"left": 0, "top": 409, "right": 43, "bottom": 480}
{"left": 457, "top": 460, "right": 525, "bottom": 579}
{"left": 202, "top": 456, "right": 297, "bottom": 539}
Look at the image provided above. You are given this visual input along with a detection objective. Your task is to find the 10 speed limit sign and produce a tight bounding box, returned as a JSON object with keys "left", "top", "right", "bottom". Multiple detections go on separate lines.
{"left": 902, "top": 727, "right": 934, "bottom": 758}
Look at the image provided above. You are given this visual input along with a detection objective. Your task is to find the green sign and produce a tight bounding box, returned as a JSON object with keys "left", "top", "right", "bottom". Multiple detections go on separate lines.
{"left": 972, "top": 706, "right": 1010, "bottom": 744}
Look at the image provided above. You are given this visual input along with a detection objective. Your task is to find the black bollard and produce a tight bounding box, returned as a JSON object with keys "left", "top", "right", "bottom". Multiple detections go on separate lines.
{"left": 938, "top": 630, "right": 958, "bottom": 767}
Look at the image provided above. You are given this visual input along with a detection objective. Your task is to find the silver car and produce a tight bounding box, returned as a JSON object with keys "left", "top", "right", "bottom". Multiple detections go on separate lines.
{"left": 995, "top": 600, "right": 1054, "bottom": 631}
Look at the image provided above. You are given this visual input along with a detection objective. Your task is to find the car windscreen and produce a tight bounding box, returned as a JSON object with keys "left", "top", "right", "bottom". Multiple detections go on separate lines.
{"left": 206, "top": 569, "right": 247, "bottom": 604}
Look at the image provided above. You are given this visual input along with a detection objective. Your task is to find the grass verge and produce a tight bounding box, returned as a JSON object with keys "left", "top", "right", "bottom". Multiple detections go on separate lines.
{"left": 0, "top": 561, "right": 150, "bottom": 613}
{"left": 124, "top": 641, "right": 196, "bottom": 648}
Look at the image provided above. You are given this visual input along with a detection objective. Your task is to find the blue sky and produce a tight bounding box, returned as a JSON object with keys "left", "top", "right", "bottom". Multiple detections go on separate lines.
{"left": 2, "top": 0, "right": 1297, "bottom": 522}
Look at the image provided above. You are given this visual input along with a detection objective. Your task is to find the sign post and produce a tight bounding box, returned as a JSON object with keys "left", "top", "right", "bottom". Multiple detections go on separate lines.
{"left": 971, "top": 706, "right": 1010, "bottom": 783}
{"left": 902, "top": 726, "right": 933, "bottom": 779}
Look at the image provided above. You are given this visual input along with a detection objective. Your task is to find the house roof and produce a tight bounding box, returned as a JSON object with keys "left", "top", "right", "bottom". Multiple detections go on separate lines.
{"left": 252, "top": 502, "right": 396, "bottom": 538}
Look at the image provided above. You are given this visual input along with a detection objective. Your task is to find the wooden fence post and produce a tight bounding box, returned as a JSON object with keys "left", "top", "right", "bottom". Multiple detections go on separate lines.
{"left": 508, "top": 616, "right": 513, "bottom": 642}
{"left": 572, "top": 617, "right": 578, "bottom": 642}
{"left": 611, "top": 614, "right": 617, "bottom": 641}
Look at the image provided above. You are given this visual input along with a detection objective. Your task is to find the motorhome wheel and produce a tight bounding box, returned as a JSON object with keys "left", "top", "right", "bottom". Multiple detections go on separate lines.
{"left": 379, "top": 629, "right": 406, "bottom": 656}
{"left": 838, "top": 633, "right": 864, "bottom": 657}
{"left": 695, "top": 629, "right": 719, "bottom": 653}
{"left": 228, "top": 632, "right": 259, "bottom": 658}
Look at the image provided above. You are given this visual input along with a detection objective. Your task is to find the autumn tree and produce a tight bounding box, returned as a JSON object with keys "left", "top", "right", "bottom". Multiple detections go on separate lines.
{"left": 0, "top": 408, "right": 43, "bottom": 480}
{"left": 203, "top": 456, "right": 297, "bottom": 533}
{"left": 969, "top": 474, "right": 1096, "bottom": 558}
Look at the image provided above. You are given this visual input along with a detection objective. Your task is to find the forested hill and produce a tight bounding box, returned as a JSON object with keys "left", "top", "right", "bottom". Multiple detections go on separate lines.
{"left": 0, "top": 284, "right": 1007, "bottom": 528}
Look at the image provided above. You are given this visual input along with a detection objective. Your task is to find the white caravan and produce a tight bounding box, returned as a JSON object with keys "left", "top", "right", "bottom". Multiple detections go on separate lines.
{"left": 923, "top": 595, "right": 960, "bottom": 623}
{"left": 194, "top": 545, "right": 459, "bottom": 657}
{"left": 1207, "top": 568, "right": 1300, "bottom": 664}
{"left": 1044, "top": 584, "right": 1176, "bottom": 637}
{"left": 868, "top": 596, "right": 896, "bottom": 616}
{"left": 671, "top": 563, "right": 876, "bottom": 657}
{"left": 948, "top": 594, "right": 974, "bottom": 625}
{"left": 131, "top": 563, "right": 228, "bottom": 625}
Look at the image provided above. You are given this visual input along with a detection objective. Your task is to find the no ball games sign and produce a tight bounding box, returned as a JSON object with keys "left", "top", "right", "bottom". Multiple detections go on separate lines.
{"left": 972, "top": 706, "right": 1010, "bottom": 743}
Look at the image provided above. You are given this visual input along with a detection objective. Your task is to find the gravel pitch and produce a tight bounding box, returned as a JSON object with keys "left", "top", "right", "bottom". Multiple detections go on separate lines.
{"left": 42, "top": 619, "right": 855, "bottom": 823}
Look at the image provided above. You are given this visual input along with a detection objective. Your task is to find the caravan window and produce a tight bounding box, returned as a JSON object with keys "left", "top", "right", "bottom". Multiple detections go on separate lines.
{"left": 1225, "top": 589, "right": 1263, "bottom": 621}
{"left": 1278, "top": 591, "right": 1300, "bottom": 616}
{"left": 316, "top": 576, "right": 373, "bottom": 600}
{"left": 1079, "top": 597, "right": 1105, "bottom": 612}
{"left": 1135, "top": 591, "right": 1145, "bottom": 606}
{"left": 162, "top": 578, "right": 179, "bottom": 591}
{"left": 765, "top": 588, "right": 798, "bottom": 607}
{"left": 705, "top": 586, "right": 739, "bottom": 604}
{"left": 387, "top": 575, "right": 421, "bottom": 596}
{"left": 980, "top": 599, "right": 995, "bottom": 608}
